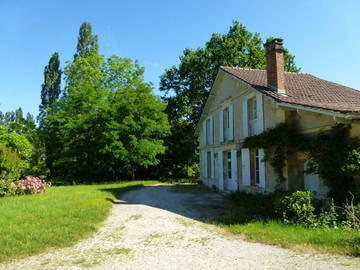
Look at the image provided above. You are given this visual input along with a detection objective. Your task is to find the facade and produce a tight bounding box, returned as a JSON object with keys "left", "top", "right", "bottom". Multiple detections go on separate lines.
{"left": 197, "top": 39, "right": 360, "bottom": 197}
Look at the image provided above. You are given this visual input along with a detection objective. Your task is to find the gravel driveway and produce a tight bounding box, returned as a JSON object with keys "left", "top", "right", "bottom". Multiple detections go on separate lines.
{"left": 1, "top": 184, "right": 359, "bottom": 270}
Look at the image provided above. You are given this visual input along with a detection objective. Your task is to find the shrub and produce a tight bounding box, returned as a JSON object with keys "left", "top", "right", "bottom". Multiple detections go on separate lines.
{"left": 0, "top": 179, "right": 17, "bottom": 197}
{"left": 316, "top": 200, "right": 339, "bottom": 228}
{"left": 0, "top": 177, "right": 51, "bottom": 197}
{"left": 340, "top": 195, "right": 360, "bottom": 229}
{"left": 16, "top": 177, "right": 52, "bottom": 195}
{"left": 0, "top": 144, "right": 28, "bottom": 180}
{"left": 275, "top": 191, "right": 316, "bottom": 226}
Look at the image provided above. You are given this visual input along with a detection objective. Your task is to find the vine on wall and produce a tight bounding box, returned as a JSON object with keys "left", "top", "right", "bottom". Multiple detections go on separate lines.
{"left": 243, "top": 123, "right": 360, "bottom": 203}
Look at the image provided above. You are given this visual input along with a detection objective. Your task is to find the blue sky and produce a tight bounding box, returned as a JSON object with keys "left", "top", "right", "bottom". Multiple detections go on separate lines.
{"left": 1, "top": 0, "right": 359, "bottom": 117}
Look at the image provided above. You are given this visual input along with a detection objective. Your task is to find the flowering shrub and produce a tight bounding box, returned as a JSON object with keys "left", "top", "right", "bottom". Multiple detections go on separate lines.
{"left": 0, "top": 177, "right": 51, "bottom": 197}
{"left": 16, "top": 177, "right": 51, "bottom": 195}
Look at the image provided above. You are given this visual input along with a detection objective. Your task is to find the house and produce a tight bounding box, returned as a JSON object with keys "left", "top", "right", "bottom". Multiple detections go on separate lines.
{"left": 197, "top": 38, "right": 360, "bottom": 197}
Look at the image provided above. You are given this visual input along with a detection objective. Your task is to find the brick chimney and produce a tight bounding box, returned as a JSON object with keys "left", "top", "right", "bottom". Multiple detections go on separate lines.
{"left": 265, "top": 38, "right": 285, "bottom": 94}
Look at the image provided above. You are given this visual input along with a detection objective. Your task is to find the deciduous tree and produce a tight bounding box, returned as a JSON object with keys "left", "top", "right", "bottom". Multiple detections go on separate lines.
{"left": 159, "top": 21, "right": 300, "bottom": 178}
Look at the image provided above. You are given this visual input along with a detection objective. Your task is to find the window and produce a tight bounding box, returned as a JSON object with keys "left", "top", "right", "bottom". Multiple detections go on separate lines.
{"left": 227, "top": 151, "right": 232, "bottom": 179}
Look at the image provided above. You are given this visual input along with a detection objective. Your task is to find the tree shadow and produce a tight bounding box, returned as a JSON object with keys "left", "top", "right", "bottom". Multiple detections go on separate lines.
{"left": 99, "top": 184, "right": 229, "bottom": 223}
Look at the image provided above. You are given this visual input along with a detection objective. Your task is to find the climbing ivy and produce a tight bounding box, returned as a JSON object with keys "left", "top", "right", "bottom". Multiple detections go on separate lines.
{"left": 244, "top": 123, "right": 360, "bottom": 203}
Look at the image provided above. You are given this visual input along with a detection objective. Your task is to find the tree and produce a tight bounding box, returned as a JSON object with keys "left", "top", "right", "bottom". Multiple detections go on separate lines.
{"left": 38, "top": 53, "right": 61, "bottom": 128}
{"left": 26, "top": 113, "right": 35, "bottom": 124}
{"left": 159, "top": 21, "right": 300, "bottom": 178}
{"left": 45, "top": 48, "right": 169, "bottom": 181}
{"left": 4, "top": 111, "right": 15, "bottom": 125}
{"left": 74, "top": 22, "right": 98, "bottom": 58}
{"left": 15, "top": 107, "right": 23, "bottom": 122}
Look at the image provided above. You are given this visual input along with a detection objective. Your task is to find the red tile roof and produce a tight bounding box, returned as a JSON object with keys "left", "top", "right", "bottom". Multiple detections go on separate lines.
{"left": 220, "top": 67, "right": 360, "bottom": 113}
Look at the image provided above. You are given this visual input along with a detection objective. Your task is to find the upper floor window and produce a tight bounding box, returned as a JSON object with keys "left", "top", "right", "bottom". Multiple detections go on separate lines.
{"left": 220, "top": 104, "right": 233, "bottom": 142}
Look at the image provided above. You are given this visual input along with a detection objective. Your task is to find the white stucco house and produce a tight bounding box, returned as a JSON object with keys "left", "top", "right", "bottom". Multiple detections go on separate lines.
{"left": 196, "top": 38, "right": 360, "bottom": 197}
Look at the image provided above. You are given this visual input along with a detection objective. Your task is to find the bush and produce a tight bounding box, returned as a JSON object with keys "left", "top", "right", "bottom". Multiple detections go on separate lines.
{"left": 275, "top": 191, "right": 316, "bottom": 226}
{"left": 275, "top": 191, "right": 342, "bottom": 228}
{"left": 316, "top": 200, "right": 339, "bottom": 228}
{"left": 0, "top": 177, "right": 51, "bottom": 197}
{"left": 16, "top": 177, "right": 52, "bottom": 195}
{"left": 0, "top": 144, "right": 28, "bottom": 180}
{"left": 341, "top": 195, "right": 360, "bottom": 229}
{"left": 0, "top": 179, "right": 17, "bottom": 197}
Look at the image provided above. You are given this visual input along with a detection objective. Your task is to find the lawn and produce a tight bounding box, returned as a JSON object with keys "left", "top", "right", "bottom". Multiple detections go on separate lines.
{"left": 0, "top": 181, "right": 157, "bottom": 262}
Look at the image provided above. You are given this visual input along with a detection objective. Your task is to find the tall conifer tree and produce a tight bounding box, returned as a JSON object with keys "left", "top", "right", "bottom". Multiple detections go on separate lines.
{"left": 38, "top": 53, "right": 61, "bottom": 128}
{"left": 74, "top": 22, "right": 98, "bottom": 58}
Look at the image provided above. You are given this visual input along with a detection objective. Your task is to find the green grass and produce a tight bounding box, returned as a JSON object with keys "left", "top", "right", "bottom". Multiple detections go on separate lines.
{"left": 0, "top": 180, "right": 157, "bottom": 262}
{"left": 219, "top": 191, "right": 360, "bottom": 256}
{"left": 223, "top": 221, "right": 360, "bottom": 255}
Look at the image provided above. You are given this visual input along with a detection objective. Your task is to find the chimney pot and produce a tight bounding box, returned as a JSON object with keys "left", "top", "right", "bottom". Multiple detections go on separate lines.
{"left": 265, "top": 38, "right": 285, "bottom": 94}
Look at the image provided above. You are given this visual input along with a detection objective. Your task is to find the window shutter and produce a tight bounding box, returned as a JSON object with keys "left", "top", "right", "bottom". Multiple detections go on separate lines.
{"left": 218, "top": 151, "right": 224, "bottom": 190}
{"left": 219, "top": 110, "right": 224, "bottom": 142}
{"left": 242, "top": 99, "right": 248, "bottom": 138}
{"left": 203, "top": 151, "right": 208, "bottom": 178}
{"left": 231, "top": 150, "right": 238, "bottom": 189}
{"left": 259, "top": 148, "right": 266, "bottom": 188}
{"left": 256, "top": 93, "right": 264, "bottom": 135}
{"left": 210, "top": 151, "right": 215, "bottom": 178}
{"left": 241, "top": 148, "right": 250, "bottom": 186}
{"left": 202, "top": 120, "right": 207, "bottom": 145}
{"left": 210, "top": 115, "right": 214, "bottom": 144}
{"left": 228, "top": 104, "right": 234, "bottom": 140}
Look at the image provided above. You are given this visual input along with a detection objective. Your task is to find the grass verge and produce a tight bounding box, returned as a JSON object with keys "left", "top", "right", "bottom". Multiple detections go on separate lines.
{"left": 220, "top": 192, "right": 360, "bottom": 256}
{"left": 173, "top": 184, "right": 360, "bottom": 256}
{"left": 0, "top": 180, "right": 157, "bottom": 262}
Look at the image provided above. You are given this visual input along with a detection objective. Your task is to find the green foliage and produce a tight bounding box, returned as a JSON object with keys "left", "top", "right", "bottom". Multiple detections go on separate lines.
{"left": 74, "top": 22, "right": 98, "bottom": 58}
{"left": 244, "top": 123, "right": 300, "bottom": 183}
{"left": 306, "top": 124, "right": 360, "bottom": 202}
{"left": 45, "top": 42, "right": 169, "bottom": 181}
{"left": 38, "top": 52, "right": 62, "bottom": 128}
{"left": 159, "top": 21, "right": 300, "bottom": 179}
{"left": 0, "top": 144, "right": 25, "bottom": 179}
{"left": 244, "top": 123, "right": 360, "bottom": 202}
{"left": 275, "top": 191, "right": 316, "bottom": 226}
{"left": 0, "top": 179, "right": 17, "bottom": 197}
{"left": 0, "top": 132, "right": 32, "bottom": 160}
{"left": 0, "top": 126, "right": 33, "bottom": 179}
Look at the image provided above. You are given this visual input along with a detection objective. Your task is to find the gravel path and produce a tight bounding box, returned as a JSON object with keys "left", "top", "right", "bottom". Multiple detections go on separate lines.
{"left": 1, "top": 185, "right": 359, "bottom": 270}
